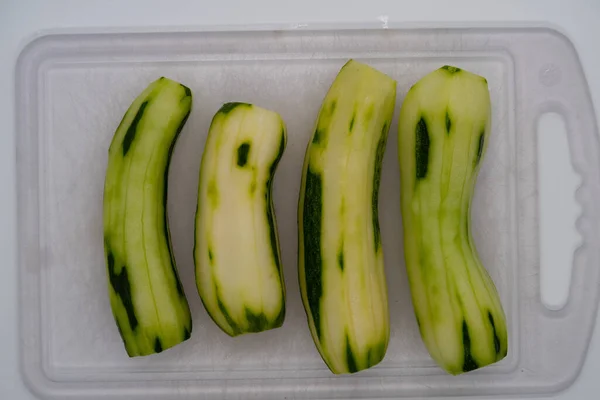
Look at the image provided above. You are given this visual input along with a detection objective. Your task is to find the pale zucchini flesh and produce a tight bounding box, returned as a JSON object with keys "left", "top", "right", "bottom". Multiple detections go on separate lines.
{"left": 298, "top": 60, "right": 396, "bottom": 374}
{"left": 398, "top": 66, "right": 508, "bottom": 374}
{"left": 103, "top": 77, "right": 193, "bottom": 357}
{"left": 195, "top": 102, "right": 286, "bottom": 337}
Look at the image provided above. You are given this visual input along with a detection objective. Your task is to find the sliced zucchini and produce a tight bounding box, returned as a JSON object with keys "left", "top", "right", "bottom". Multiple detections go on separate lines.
{"left": 398, "top": 65, "right": 508, "bottom": 374}
{"left": 103, "top": 77, "right": 193, "bottom": 357}
{"left": 298, "top": 60, "right": 396, "bottom": 374}
{"left": 195, "top": 102, "right": 287, "bottom": 337}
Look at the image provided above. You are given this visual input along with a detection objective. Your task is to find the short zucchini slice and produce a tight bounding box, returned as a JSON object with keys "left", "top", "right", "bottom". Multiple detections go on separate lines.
{"left": 298, "top": 60, "right": 396, "bottom": 374}
{"left": 195, "top": 102, "right": 287, "bottom": 337}
{"left": 103, "top": 77, "right": 193, "bottom": 357}
{"left": 398, "top": 66, "right": 508, "bottom": 374}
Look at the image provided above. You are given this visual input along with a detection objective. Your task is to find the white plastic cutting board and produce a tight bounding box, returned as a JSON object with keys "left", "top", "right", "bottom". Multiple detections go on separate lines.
{"left": 2, "top": 1, "right": 600, "bottom": 399}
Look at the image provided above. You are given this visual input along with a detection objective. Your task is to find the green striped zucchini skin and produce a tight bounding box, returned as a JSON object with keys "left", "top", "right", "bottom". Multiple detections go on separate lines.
{"left": 103, "top": 77, "right": 193, "bottom": 357}
{"left": 195, "top": 102, "right": 287, "bottom": 337}
{"left": 398, "top": 66, "right": 508, "bottom": 375}
{"left": 298, "top": 60, "right": 396, "bottom": 374}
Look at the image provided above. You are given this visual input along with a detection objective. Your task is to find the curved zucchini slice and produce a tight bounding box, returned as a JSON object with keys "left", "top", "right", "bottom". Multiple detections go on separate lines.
{"left": 195, "top": 102, "right": 287, "bottom": 337}
{"left": 398, "top": 66, "right": 508, "bottom": 374}
{"left": 103, "top": 77, "right": 193, "bottom": 357}
{"left": 298, "top": 60, "right": 395, "bottom": 374}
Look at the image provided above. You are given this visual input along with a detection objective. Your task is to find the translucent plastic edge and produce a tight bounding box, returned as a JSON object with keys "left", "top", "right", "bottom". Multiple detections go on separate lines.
{"left": 519, "top": 26, "right": 600, "bottom": 393}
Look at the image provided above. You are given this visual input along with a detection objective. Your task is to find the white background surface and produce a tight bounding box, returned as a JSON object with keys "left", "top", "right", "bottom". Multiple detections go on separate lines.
{"left": 2, "top": 0, "right": 599, "bottom": 399}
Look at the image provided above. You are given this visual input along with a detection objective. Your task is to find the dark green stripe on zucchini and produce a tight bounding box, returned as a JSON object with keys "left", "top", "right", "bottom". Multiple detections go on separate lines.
{"left": 462, "top": 320, "right": 479, "bottom": 373}
{"left": 154, "top": 338, "right": 163, "bottom": 353}
{"left": 337, "top": 247, "right": 344, "bottom": 272}
{"left": 164, "top": 110, "right": 191, "bottom": 298}
{"left": 441, "top": 65, "right": 461, "bottom": 74}
{"left": 106, "top": 247, "right": 138, "bottom": 332}
{"left": 218, "top": 102, "right": 250, "bottom": 115}
{"left": 217, "top": 301, "right": 241, "bottom": 335}
{"left": 302, "top": 168, "right": 324, "bottom": 339}
{"left": 266, "top": 133, "right": 286, "bottom": 273}
{"left": 244, "top": 308, "right": 269, "bottom": 332}
{"left": 346, "top": 335, "right": 359, "bottom": 374}
{"left": 237, "top": 142, "right": 251, "bottom": 167}
{"left": 488, "top": 311, "right": 501, "bottom": 355}
{"left": 312, "top": 128, "right": 324, "bottom": 145}
{"left": 371, "top": 123, "right": 388, "bottom": 249}
{"left": 475, "top": 130, "right": 485, "bottom": 166}
{"left": 269, "top": 132, "right": 286, "bottom": 177}
{"left": 415, "top": 117, "right": 430, "bottom": 180}
{"left": 122, "top": 101, "right": 148, "bottom": 156}
{"left": 328, "top": 100, "right": 337, "bottom": 116}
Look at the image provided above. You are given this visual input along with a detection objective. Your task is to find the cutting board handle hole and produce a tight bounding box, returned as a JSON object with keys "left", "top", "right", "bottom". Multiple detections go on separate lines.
{"left": 537, "top": 111, "right": 582, "bottom": 311}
